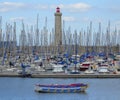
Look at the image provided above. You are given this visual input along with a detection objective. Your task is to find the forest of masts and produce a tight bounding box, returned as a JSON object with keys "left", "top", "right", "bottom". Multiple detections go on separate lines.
{"left": 0, "top": 15, "right": 120, "bottom": 58}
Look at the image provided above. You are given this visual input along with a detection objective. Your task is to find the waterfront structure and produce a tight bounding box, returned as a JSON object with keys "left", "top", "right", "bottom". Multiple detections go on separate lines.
{"left": 54, "top": 7, "right": 62, "bottom": 46}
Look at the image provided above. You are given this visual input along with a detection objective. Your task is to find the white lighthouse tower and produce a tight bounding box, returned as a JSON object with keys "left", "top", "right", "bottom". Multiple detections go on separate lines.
{"left": 54, "top": 7, "right": 62, "bottom": 46}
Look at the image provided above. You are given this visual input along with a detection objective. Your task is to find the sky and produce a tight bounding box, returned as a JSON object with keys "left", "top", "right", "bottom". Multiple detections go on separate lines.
{"left": 0, "top": 0, "right": 120, "bottom": 33}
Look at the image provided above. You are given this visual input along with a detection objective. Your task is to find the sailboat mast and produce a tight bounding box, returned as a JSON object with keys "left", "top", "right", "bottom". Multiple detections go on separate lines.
{"left": 0, "top": 16, "right": 2, "bottom": 56}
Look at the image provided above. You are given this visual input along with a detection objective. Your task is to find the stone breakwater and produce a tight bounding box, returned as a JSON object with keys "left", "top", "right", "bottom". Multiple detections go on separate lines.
{"left": 0, "top": 73, "right": 120, "bottom": 78}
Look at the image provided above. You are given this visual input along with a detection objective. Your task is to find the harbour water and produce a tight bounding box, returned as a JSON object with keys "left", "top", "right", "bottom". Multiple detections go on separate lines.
{"left": 0, "top": 77, "right": 120, "bottom": 100}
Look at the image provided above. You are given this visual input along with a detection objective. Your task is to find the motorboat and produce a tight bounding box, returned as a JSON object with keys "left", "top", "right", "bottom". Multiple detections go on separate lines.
{"left": 98, "top": 67, "right": 109, "bottom": 73}
{"left": 52, "top": 64, "right": 64, "bottom": 73}
{"left": 35, "top": 83, "right": 88, "bottom": 93}
{"left": 80, "top": 61, "right": 92, "bottom": 71}
{"left": 84, "top": 66, "right": 94, "bottom": 74}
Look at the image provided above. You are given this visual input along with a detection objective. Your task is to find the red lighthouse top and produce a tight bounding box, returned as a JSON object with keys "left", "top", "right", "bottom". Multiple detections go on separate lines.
{"left": 56, "top": 7, "right": 60, "bottom": 13}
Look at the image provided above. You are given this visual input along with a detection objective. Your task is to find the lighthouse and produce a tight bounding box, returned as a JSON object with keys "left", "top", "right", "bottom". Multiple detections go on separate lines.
{"left": 54, "top": 7, "right": 62, "bottom": 46}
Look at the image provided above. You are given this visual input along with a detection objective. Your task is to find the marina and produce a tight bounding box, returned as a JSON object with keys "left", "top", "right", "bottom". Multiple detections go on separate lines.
{"left": 0, "top": 5, "right": 119, "bottom": 79}
{"left": 0, "top": 7, "right": 119, "bottom": 79}
{"left": 0, "top": 49, "right": 120, "bottom": 78}
{"left": 0, "top": 0, "right": 120, "bottom": 100}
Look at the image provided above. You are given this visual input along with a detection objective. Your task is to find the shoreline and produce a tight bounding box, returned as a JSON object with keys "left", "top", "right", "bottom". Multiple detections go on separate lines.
{"left": 0, "top": 73, "right": 120, "bottom": 78}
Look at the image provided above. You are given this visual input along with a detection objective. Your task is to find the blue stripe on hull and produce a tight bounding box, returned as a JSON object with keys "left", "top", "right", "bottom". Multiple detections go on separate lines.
{"left": 41, "top": 88, "right": 82, "bottom": 93}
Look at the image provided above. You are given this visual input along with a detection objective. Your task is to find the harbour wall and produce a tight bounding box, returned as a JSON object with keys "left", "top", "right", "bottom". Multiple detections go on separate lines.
{"left": 0, "top": 73, "right": 120, "bottom": 78}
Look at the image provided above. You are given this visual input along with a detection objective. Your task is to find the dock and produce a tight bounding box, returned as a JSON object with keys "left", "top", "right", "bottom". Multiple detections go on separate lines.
{"left": 0, "top": 72, "right": 120, "bottom": 78}
{"left": 31, "top": 73, "right": 120, "bottom": 78}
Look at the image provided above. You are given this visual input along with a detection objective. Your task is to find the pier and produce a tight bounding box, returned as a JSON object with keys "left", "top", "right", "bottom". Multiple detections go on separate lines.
{"left": 32, "top": 73, "right": 120, "bottom": 78}
{"left": 0, "top": 72, "right": 120, "bottom": 78}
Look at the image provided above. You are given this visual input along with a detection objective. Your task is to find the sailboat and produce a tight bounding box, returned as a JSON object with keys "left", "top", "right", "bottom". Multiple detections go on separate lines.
{"left": 70, "top": 30, "right": 80, "bottom": 74}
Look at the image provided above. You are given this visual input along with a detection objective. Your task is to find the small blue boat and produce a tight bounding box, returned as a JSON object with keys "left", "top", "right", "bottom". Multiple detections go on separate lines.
{"left": 34, "top": 83, "right": 88, "bottom": 93}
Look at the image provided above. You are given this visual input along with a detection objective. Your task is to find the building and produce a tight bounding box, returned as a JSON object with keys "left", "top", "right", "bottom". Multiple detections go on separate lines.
{"left": 54, "top": 7, "right": 62, "bottom": 46}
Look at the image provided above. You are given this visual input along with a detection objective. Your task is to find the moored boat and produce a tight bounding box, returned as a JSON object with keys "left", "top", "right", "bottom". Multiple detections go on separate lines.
{"left": 34, "top": 83, "right": 88, "bottom": 93}
{"left": 80, "top": 61, "right": 92, "bottom": 71}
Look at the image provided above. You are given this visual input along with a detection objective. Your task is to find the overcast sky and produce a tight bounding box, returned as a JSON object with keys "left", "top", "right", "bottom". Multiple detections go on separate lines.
{"left": 0, "top": 0, "right": 120, "bottom": 32}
